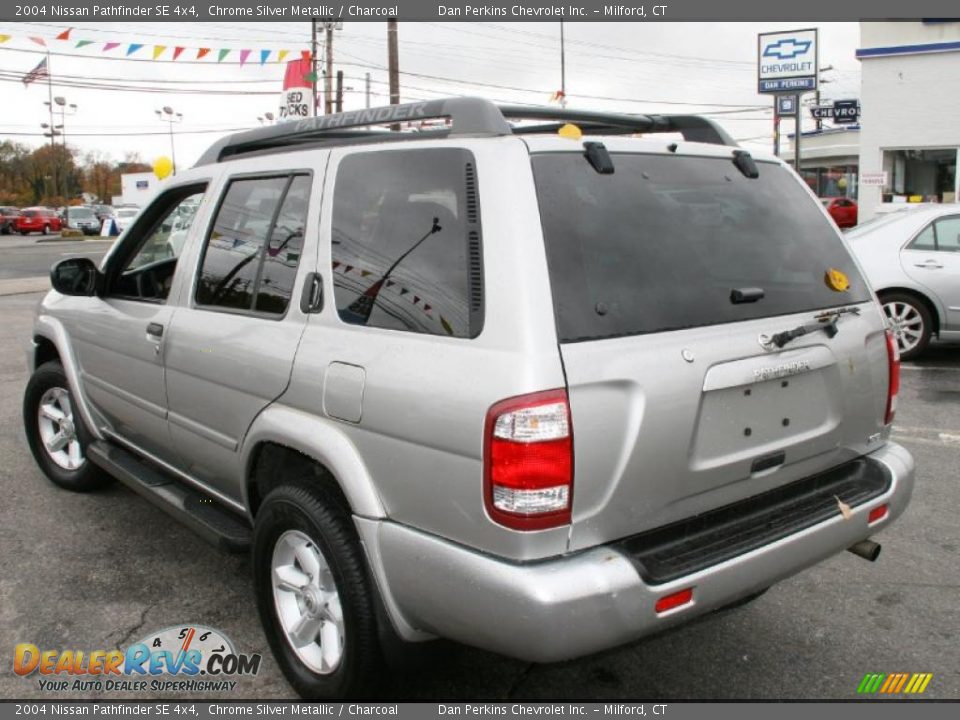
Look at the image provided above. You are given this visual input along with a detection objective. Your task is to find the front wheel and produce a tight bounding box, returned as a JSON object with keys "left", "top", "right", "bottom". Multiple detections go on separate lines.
{"left": 253, "top": 484, "right": 382, "bottom": 699}
{"left": 23, "top": 361, "right": 111, "bottom": 492}
{"left": 880, "top": 292, "right": 932, "bottom": 361}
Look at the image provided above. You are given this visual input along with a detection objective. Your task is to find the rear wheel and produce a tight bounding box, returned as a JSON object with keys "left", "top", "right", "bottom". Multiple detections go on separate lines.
{"left": 43, "top": 224, "right": 50, "bottom": 234}
{"left": 880, "top": 292, "right": 932, "bottom": 361}
{"left": 253, "top": 484, "right": 382, "bottom": 699}
{"left": 23, "top": 361, "right": 111, "bottom": 492}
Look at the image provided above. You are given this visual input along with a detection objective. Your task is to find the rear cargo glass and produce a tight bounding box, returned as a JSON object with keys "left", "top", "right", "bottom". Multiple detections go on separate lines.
{"left": 532, "top": 153, "right": 870, "bottom": 342}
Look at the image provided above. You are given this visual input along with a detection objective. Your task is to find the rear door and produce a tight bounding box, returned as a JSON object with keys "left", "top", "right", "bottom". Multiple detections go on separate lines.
{"left": 531, "top": 150, "right": 891, "bottom": 550}
{"left": 902, "top": 214, "right": 960, "bottom": 332}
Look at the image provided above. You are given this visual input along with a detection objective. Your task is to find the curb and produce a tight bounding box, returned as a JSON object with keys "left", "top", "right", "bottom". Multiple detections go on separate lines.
{"left": 0, "top": 276, "right": 49, "bottom": 297}
{"left": 36, "top": 236, "right": 112, "bottom": 244}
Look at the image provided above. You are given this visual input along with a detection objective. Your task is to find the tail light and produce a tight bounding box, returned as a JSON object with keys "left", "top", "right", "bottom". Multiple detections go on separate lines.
{"left": 885, "top": 329, "right": 900, "bottom": 425}
{"left": 483, "top": 389, "right": 573, "bottom": 531}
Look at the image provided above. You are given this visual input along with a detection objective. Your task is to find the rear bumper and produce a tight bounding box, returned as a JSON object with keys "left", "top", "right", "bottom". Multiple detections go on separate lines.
{"left": 361, "top": 442, "right": 913, "bottom": 662}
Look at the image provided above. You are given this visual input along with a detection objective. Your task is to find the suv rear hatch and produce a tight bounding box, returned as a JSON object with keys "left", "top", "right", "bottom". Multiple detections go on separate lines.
{"left": 531, "top": 146, "right": 892, "bottom": 552}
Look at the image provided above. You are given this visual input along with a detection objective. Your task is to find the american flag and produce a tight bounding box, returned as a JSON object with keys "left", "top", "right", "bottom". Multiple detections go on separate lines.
{"left": 22, "top": 57, "right": 48, "bottom": 86}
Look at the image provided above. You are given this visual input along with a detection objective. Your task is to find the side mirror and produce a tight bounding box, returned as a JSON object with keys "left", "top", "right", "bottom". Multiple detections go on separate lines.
{"left": 50, "top": 257, "right": 99, "bottom": 297}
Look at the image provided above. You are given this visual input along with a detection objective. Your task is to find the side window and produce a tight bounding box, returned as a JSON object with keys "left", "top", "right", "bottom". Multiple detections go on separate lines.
{"left": 195, "top": 174, "right": 310, "bottom": 315}
{"left": 908, "top": 224, "right": 937, "bottom": 251}
{"left": 331, "top": 148, "right": 483, "bottom": 338}
{"left": 933, "top": 217, "right": 960, "bottom": 253}
{"left": 109, "top": 186, "right": 207, "bottom": 302}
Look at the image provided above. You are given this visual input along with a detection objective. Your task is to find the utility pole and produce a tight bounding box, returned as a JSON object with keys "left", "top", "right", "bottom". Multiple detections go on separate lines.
{"left": 387, "top": 18, "right": 400, "bottom": 129}
{"left": 335, "top": 71, "right": 344, "bottom": 113}
{"left": 310, "top": 19, "right": 319, "bottom": 117}
{"left": 365, "top": 72, "right": 371, "bottom": 109}
{"left": 325, "top": 23, "right": 334, "bottom": 114}
{"left": 155, "top": 106, "right": 183, "bottom": 175}
{"left": 560, "top": 20, "right": 566, "bottom": 106}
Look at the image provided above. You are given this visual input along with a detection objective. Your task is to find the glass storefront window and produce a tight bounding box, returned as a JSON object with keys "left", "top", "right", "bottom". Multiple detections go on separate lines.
{"left": 882, "top": 148, "right": 958, "bottom": 204}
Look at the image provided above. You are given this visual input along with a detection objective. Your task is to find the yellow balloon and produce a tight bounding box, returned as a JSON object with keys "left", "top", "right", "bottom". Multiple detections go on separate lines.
{"left": 153, "top": 156, "right": 173, "bottom": 180}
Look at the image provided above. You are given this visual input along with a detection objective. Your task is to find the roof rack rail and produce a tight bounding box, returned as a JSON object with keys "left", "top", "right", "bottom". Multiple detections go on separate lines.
{"left": 194, "top": 97, "right": 736, "bottom": 167}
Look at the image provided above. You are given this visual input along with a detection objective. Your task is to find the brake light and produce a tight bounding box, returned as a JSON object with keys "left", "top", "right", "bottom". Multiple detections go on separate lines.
{"left": 483, "top": 389, "right": 573, "bottom": 531}
{"left": 885, "top": 329, "right": 900, "bottom": 425}
{"left": 868, "top": 504, "right": 889, "bottom": 524}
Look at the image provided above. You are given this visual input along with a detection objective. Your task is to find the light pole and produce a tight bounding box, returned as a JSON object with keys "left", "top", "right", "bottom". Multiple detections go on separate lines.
{"left": 43, "top": 96, "right": 76, "bottom": 199}
{"left": 155, "top": 106, "right": 183, "bottom": 175}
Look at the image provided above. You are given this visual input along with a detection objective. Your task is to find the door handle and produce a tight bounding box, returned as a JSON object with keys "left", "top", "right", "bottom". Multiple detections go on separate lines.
{"left": 146, "top": 322, "right": 164, "bottom": 338}
{"left": 914, "top": 261, "right": 944, "bottom": 269}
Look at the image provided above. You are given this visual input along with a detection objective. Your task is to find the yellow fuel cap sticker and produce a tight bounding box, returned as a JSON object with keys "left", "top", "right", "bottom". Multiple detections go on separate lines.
{"left": 825, "top": 268, "right": 850, "bottom": 292}
{"left": 558, "top": 123, "right": 583, "bottom": 140}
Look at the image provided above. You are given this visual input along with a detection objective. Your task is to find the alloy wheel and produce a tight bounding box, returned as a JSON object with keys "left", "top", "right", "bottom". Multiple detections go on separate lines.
{"left": 271, "top": 529, "right": 345, "bottom": 675}
{"left": 37, "top": 386, "right": 84, "bottom": 470}
{"left": 883, "top": 300, "right": 924, "bottom": 356}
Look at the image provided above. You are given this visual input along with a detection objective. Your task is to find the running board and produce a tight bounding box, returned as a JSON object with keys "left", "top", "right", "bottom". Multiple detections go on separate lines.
{"left": 87, "top": 441, "right": 251, "bottom": 553}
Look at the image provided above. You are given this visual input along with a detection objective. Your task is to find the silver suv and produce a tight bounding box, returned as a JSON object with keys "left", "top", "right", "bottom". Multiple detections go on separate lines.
{"left": 24, "top": 99, "right": 914, "bottom": 699}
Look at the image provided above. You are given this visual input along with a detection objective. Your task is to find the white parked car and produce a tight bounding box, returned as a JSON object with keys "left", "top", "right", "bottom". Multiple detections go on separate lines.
{"left": 112, "top": 207, "right": 140, "bottom": 232}
{"left": 847, "top": 204, "right": 960, "bottom": 359}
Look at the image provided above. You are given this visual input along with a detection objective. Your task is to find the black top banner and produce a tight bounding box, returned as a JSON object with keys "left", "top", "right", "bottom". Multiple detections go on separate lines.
{"left": 0, "top": 0, "right": 958, "bottom": 22}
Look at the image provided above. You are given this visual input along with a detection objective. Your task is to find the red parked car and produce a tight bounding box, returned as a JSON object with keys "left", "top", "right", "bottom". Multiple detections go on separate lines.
{"left": 821, "top": 197, "right": 858, "bottom": 229}
{"left": 15, "top": 207, "right": 62, "bottom": 235}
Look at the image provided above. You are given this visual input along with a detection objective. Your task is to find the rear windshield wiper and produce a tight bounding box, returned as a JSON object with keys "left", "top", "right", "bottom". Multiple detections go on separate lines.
{"left": 763, "top": 307, "right": 861, "bottom": 350}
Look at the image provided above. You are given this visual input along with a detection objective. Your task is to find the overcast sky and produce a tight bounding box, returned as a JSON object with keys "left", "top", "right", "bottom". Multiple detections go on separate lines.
{"left": 0, "top": 21, "right": 863, "bottom": 166}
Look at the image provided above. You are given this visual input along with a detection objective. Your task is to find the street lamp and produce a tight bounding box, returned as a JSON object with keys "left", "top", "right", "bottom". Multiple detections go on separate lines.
{"left": 155, "top": 106, "right": 183, "bottom": 175}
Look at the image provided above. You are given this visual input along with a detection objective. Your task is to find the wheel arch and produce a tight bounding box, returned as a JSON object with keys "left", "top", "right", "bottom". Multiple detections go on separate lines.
{"left": 30, "top": 316, "right": 104, "bottom": 441}
{"left": 875, "top": 286, "right": 941, "bottom": 336}
{"left": 241, "top": 405, "right": 385, "bottom": 522}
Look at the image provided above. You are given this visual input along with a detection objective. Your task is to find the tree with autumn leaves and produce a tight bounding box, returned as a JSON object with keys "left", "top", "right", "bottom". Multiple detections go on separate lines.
{"left": 0, "top": 141, "right": 150, "bottom": 207}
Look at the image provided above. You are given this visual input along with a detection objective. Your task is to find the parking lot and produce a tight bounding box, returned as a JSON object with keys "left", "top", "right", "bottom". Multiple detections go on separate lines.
{"left": 0, "top": 265, "right": 957, "bottom": 699}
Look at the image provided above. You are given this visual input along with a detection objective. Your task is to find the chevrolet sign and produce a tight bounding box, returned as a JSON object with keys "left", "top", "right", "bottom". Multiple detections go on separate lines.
{"left": 758, "top": 29, "right": 818, "bottom": 94}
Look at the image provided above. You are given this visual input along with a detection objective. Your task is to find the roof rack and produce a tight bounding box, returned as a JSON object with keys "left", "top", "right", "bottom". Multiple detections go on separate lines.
{"left": 194, "top": 97, "right": 737, "bottom": 167}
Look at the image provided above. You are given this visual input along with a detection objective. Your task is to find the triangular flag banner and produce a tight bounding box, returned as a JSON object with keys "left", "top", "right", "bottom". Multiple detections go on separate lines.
{"left": 173, "top": 47, "right": 185, "bottom": 60}
{"left": 103, "top": 42, "right": 120, "bottom": 52}
{"left": 56, "top": 28, "right": 72, "bottom": 41}
{"left": 217, "top": 49, "right": 230, "bottom": 62}
{"left": 413, "top": 296, "right": 421, "bottom": 305}
{"left": 197, "top": 48, "right": 210, "bottom": 59}
{"left": 399, "top": 288, "right": 409, "bottom": 296}
{"left": 152, "top": 45, "right": 166, "bottom": 60}
{"left": 278, "top": 50, "right": 290, "bottom": 63}
{"left": 344, "top": 265, "right": 354, "bottom": 273}
{"left": 75, "top": 40, "right": 93, "bottom": 49}
{"left": 360, "top": 270, "right": 371, "bottom": 278}
{"left": 304, "top": 72, "right": 318, "bottom": 83}
{"left": 332, "top": 261, "right": 341, "bottom": 270}
{"left": 126, "top": 44, "right": 143, "bottom": 56}
{"left": 239, "top": 49, "right": 251, "bottom": 66}
{"left": 385, "top": 280, "right": 395, "bottom": 288}
{"left": 29, "top": 37, "right": 46, "bottom": 47}
{"left": 0, "top": 35, "right": 10, "bottom": 44}
{"left": 424, "top": 304, "right": 432, "bottom": 312}
{"left": 440, "top": 316, "right": 453, "bottom": 335}
{"left": 260, "top": 49, "right": 270, "bottom": 65}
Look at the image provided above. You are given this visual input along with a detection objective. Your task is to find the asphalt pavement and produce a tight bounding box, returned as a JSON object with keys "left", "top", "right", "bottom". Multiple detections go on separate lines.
{"left": 0, "top": 287, "right": 957, "bottom": 701}
{"left": 0, "top": 234, "right": 112, "bottom": 282}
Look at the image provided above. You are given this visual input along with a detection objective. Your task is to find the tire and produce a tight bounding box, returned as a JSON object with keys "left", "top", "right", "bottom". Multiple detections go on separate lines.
{"left": 253, "top": 484, "right": 382, "bottom": 699}
{"left": 43, "top": 224, "right": 50, "bottom": 234}
{"left": 879, "top": 292, "right": 932, "bottom": 361}
{"left": 20, "top": 230, "right": 28, "bottom": 236}
{"left": 23, "top": 361, "right": 111, "bottom": 492}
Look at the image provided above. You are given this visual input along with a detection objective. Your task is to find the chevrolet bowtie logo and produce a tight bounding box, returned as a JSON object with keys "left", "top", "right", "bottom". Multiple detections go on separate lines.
{"left": 763, "top": 38, "right": 812, "bottom": 60}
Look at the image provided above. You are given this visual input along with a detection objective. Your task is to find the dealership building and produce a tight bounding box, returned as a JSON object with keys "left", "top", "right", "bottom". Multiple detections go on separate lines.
{"left": 856, "top": 21, "right": 960, "bottom": 220}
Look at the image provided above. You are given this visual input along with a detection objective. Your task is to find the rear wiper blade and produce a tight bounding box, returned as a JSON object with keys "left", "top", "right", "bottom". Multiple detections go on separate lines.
{"left": 763, "top": 307, "right": 861, "bottom": 350}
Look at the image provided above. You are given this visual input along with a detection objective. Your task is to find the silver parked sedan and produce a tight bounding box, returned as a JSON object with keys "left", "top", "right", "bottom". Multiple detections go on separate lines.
{"left": 848, "top": 204, "right": 960, "bottom": 359}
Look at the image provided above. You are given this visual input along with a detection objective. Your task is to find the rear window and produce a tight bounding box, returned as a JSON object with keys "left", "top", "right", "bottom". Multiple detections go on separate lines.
{"left": 532, "top": 153, "right": 870, "bottom": 342}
